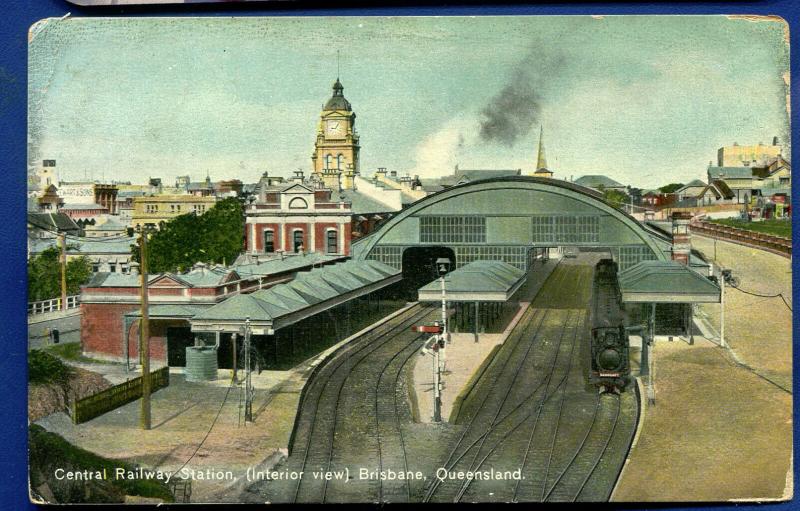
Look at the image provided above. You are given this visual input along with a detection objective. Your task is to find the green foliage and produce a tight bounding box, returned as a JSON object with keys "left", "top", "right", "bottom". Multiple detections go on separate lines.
{"left": 658, "top": 182, "right": 684, "bottom": 194}
{"left": 29, "top": 424, "right": 175, "bottom": 503}
{"left": 28, "top": 349, "right": 73, "bottom": 386}
{"left": 602, "top": 188, "right": 630, "bottom": 209}
{"left": 710, "top": 218, "right": 792, "bottom": 238}
{"left": 133, "top": 197, "right": 244, "bottom": 273}
{"left": 28, "top": 247, "right": 93, "bottom": 302}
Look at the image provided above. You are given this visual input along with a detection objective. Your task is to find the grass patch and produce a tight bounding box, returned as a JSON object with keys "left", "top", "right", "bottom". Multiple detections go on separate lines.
{"left": 709, "top": 218, "right": 792, "bottom": 238}
{"left": 29, "top": 349, "right": 73, "bottom": 386}
{"left": 29, "top": 424, "right": 174, "bottom": 503}
{"left": 44, "top": 342, "right": 115, "bottom": 365}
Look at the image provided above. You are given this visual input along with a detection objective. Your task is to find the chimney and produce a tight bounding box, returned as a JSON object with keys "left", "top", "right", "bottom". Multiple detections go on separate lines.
{"left": 671, "top": 211, "right": 693, "bottom": 265}
{"left": 389, "top": 170, "right": 397, "bottom": 179}
{"left": 773, "top": 136, "right": 779, "bottom": 146}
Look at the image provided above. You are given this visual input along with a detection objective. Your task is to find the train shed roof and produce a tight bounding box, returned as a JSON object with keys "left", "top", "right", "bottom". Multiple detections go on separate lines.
{"left": 190, "top": 260, "right": 401, "bottom": 334}
{"left": 417, "top": 260, "right": 526, "bottom": 302}
{"left": 618, "top": 261, "right": 720, "bottom": 303}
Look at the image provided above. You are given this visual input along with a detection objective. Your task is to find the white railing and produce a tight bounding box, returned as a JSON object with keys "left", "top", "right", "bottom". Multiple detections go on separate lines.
{"left": 28, "top": 295, "right": 80, "bottom": 315}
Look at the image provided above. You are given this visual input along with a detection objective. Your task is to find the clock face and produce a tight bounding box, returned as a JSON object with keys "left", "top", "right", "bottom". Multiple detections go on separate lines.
{"left": 325, "top": 119, "right": 346, "bottom": 138}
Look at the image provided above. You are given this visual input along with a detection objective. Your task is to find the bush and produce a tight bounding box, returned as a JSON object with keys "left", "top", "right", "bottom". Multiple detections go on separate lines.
{"left": 28, "top": 349, "right": 73, "bottom": 386}
{"left": 29, "top": 425, "right": 174, "bottom": 503}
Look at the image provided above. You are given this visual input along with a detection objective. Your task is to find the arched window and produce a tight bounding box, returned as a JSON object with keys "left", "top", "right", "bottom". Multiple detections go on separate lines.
{"left": 337, "top": 154, "right": 344, "bottom": 170}
{"left": 325, "top": 154, "right": 333, "bottom": 170}
{"left": 326, "top": 229, "right": 338, "bottom": 254}
{"left": 263, "top": 229, "right": 274, "bottom": 253}
{"left": 293, "top": 230, "right": 304, "bottom": 253}
{"left": 288, "top": 197, "right": 308, "bottom": 209}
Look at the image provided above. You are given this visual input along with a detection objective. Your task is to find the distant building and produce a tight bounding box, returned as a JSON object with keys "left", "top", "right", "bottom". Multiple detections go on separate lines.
{"left": 37, "top": 185, "right": 64, "bottom": 212}
{"left": 28, "top": 236, "right": 134, "bottom": 273}
{"left": 131, "top": 194, "right": 217, "bottom": 230}
{"left": 674, "top": 179, "right": 708, "bottom": 201}
{"left": 311, "top": 79, "right": 360, "bottom": 191}
{"left": 27, "top": 212, "right": 81, "bottom": 239}
{"left": 58, "top": 181, "right": 119, "bottom": 214}
{"left": 717, "top": 137, "right": 782, "bottom": 167}
{"left": 573, "top": 175, "right": 627, "bottom": 193}
{"left": 82, "top": 215, "right": 130, "bottom": 238}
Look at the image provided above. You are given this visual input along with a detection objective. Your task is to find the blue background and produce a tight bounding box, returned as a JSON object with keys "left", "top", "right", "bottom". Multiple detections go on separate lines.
{"left": 2, "top": 0, "right": 798, "bottom": 508}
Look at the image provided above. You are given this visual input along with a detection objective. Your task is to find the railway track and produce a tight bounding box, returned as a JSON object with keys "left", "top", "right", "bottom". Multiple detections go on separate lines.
{"left": 424, "top": 262, "right": 638, "bottom": 503}
{"left": 255, "top": 303, "right": 437, "bottom": 503}
{"left": 251, "top": 259, "right": 638, "bottom": 504}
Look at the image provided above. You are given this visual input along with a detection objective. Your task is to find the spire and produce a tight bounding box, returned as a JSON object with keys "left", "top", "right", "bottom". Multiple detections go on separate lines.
{"left": 536, "top": 126, "right": 547, "bottom": 171}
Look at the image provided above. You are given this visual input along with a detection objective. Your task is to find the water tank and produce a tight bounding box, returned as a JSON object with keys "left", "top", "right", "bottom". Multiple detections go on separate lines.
{"left": 185, "top": 346, "right": 218, "bottom": 382}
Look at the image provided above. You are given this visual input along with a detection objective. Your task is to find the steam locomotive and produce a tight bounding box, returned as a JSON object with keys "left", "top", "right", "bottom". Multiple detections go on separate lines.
{"left": 588, "top": 259, "right": 630, "bottom": 393}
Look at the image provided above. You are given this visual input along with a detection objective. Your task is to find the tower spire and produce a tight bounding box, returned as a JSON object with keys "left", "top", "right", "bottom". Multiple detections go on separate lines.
{"left": 536, "top": 126, "right": 547, "bottom": 171}
{"left": 337, "top": 50, "right": 340, "bottom": 80}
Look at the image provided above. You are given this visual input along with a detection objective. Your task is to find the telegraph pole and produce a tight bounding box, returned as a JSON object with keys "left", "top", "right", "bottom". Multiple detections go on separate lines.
{"left": 138, "top": 227, "right": 151, "bottom": 430}
{"left": 59, "top": 232, "right": 67, "bottom": 311}
{"left": 244, "top": 317, "right": 253, "bottom": 423}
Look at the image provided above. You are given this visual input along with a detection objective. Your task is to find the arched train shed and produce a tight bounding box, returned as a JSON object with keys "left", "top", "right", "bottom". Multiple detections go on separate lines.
{"left": 351, "top": 176, "right": 668, "bottom": 272}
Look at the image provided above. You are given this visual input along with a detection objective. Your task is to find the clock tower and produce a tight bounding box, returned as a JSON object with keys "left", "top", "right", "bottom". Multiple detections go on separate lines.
{"left": 312, "top": 79, "right": 360, "bottom": 190}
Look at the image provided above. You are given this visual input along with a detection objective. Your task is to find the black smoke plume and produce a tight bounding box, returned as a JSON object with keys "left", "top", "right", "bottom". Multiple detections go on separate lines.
{"left": 479, "top": 50, "right": 562, "bottom": 146}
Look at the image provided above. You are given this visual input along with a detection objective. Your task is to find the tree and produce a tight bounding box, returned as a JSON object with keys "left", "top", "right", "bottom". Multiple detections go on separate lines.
{"left": 133, "top": 197, "right": 244, "bottom": 273}
{"left": 28, "top": 246, "right": 93, "bottom": 302}
{"left": 659, "top": 182, "right": 684, "bottom": 194}
{"left": 602, "top": 188, "right": 630, "bottom": 209}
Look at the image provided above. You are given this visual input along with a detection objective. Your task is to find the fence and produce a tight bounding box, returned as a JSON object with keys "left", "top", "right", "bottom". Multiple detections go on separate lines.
{"left": 28, "top": 295, "right": 80, "bottom": 315}
{"left": 691, "top": 221, "right": 792, "bottom": 258}
{"left": 70, "top": 367, "right": 170, "bottom": 424}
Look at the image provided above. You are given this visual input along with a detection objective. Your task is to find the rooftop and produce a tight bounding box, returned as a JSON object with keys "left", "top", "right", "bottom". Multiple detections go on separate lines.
{"left": 573, "top": 175, "right": 625, "bottom": 189}
{"left": 418, "top": 260, "right": 526, "bottom": 302}
{"left": 191, "top": 260, "right": 400, "bottom": 328}
{"left": 618, "top": 260, "right": 720, "bottom": 303}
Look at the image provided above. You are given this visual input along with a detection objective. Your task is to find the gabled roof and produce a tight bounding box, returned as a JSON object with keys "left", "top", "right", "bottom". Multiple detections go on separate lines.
{"left": 280, "top": 182, "right": 315, "bottom": 194}
{"left": 573, "top": 175, "right": 625, "bottom": 189}
{"left": 192, "top": 260, "right": 400, "bottom": 326}
{"left": 618, "top": 260, "right": 720, "bottom": 303}
{"left": 337, "top": 189, "right": 397, "bottom": 215}
{"left": 707, "top": 166, "right": 753, "bottom": 179}
{"left": 677, "top": 179, "right": 707, "bottom": 192}
{"left": 418, "top": 260, "right": 526, "bottom": 302}
{"left": 27, "top": 212, "right": 81, "bottom": 233}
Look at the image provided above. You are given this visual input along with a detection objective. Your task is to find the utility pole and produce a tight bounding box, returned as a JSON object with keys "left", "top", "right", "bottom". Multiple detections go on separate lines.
{"left": 58, "top": 232, "right": 67, "bottom": 311}
{"left": 138, "top": 227, "right": 151, "bottom": 430}
{"left": 432, "top": 341, "right": 441, "bottom": 422}
{"left": 232, "top": 333, "right": 238, "bottom": 384}
{"left": 720, "top": 269, "right": 727, "bottom": 348}
{"left": 244, "top": 317, "right": 253, "bottom": 423}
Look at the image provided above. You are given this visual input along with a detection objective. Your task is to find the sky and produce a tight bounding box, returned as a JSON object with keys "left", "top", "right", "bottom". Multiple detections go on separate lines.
{"left": 28, "top": 15, "right": 790, "bottom": 189}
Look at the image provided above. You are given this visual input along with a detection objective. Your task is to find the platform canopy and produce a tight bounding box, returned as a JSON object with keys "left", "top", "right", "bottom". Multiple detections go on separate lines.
{"left": 618, "top": 261, "right": 721, "bottom": 303}
{"left": 189, "top": 260, "right": 401, "bottom": 335}
{"left": 417, "top": 260, "right": 526, "bottom": 302}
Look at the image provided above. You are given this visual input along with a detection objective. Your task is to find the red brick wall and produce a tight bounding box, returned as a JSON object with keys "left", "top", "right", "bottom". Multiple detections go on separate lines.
{"left": 314, "top": 223, "right": 340, "bottom": 253}
{"left": 344, "top": 223, "right": 352, "bottom": 255}
{"left": 81, "top": 302, "right": 138, "bottom": 360}
{"left": 252, "top": 222, "right": 281, "bottom": 252}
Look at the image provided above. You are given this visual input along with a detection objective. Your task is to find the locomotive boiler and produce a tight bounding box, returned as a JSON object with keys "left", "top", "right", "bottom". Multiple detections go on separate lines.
{"left": 588, "top": 258, "right": 630, "bottom": 392}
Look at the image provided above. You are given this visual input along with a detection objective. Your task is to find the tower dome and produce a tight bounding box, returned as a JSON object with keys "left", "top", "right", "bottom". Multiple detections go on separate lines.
{"left": 323, "top": 79, "right": 352, "bottom": 111}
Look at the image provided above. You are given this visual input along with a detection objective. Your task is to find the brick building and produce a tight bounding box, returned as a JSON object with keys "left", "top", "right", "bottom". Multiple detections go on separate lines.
{"left": 80, "top": 253, "right": 343, "bottom": 364}
{"left": 244, "top": 182, "right": 353, "bottom": 257}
